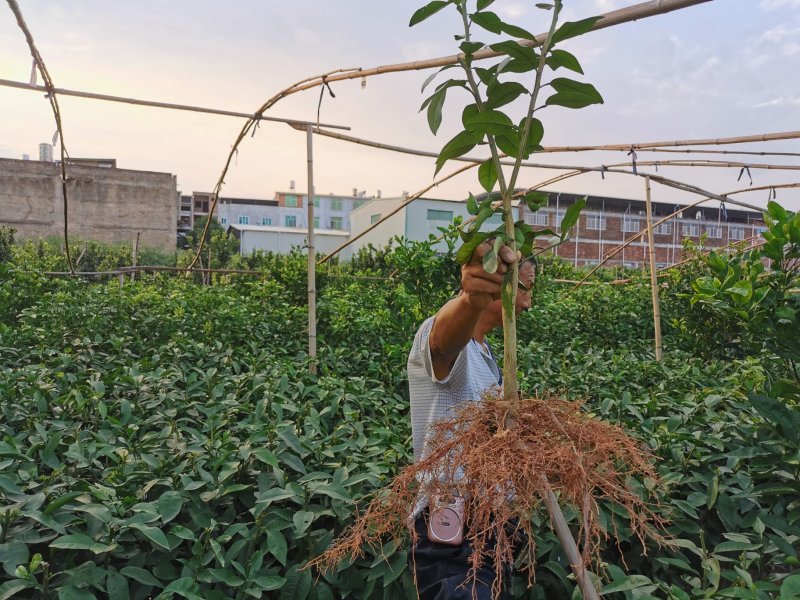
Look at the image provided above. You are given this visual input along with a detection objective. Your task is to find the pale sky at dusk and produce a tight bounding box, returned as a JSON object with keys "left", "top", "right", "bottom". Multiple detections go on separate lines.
{"left": 1, "top": 1, "right": 799, "bottom": 211}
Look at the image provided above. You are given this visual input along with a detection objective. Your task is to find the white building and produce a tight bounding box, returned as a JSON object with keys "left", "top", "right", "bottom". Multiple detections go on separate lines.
{"left": 349, "top": 195, "right": 522, "bottom": 254}
{"left": 228, "top": 224, "right": 352, "bottom": 260}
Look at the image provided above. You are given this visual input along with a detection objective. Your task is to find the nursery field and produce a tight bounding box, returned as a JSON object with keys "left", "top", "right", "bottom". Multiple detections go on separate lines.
{"left": 0, "top": 221, "right": 799, "bottom": 600}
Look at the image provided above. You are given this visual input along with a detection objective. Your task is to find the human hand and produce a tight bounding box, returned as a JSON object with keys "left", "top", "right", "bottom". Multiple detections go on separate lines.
{"left": 460, "top": 241, "right": 520, "bottom": 309}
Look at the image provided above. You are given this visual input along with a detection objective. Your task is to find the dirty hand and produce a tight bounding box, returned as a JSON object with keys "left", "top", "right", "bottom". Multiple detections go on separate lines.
{"left": 460, "top": 241, "right": 520, "bottom": 309}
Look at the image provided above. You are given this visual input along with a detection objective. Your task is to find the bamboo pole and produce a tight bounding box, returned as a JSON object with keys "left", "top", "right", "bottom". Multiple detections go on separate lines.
{"left": 643, "top": 176, "right": 663, "bottom": 361}
{"left": 299, "top": 125, "right": 800, "bottom": 173}
{"left": 307, "top": 124, "right": 318, "bottom": 374}
{"left": 0, "top": 77, "right": 351, "bottom": 130}
{"left": 302, "top": 125, "right": 800, "bottom": 167}
{"left": 540, "top": 130, "right": 800, "bottom": 152}
{"left": 6, "top": 0, "right": 74, "bottom": 275}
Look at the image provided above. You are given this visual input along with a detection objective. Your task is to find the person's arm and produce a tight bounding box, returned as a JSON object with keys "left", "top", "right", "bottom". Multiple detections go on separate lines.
{"left": 428, "top": 242, "right": 518, "bottom": 380}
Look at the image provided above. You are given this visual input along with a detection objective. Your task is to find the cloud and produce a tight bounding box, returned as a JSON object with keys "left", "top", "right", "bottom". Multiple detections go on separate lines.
{"left": 757, "top": 24, "right": 800, "bottom": 44}
{"left": 496, "top": 3, "right": 526, "bottom": 20}
{"left": 759, "top": 0, "right": 800, "bottom": 9}
{"left": 594, "top": 0, "right": 625, "bottom": 10}
{"left": 754, "top": 96, "right": 800, "bottom": 107}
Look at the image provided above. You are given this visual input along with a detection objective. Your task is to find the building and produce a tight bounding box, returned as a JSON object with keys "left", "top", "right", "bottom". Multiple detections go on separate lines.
{"left": 349, "top": 191, "right": 765, "bottom": 268}
{"left": 349, "top": 195, "right": 522, "bottom": 254}
{"left": 521, "top": 191, "right": 766, "bottom": 268}
{"left": 228, "top": 224, "right": 352, "bottom": 260}
{"left": 0, "top": 157, "right": 177, "bottom": 251}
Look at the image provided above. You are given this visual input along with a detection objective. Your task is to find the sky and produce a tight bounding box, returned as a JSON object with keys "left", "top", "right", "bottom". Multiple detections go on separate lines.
{"left": 1, "top": 0, "right": 799, "bottom": 211}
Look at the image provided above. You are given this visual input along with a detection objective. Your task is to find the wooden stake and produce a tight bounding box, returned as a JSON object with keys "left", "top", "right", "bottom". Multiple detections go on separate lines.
{"left": 540, "top": 478, "right": 600, "bottom": 600}
{"left": 131, "top": 232, "right": 140, "bottom": 282}
{"left": 644, "top": 176, "right": 663, "bottom": 361}
{"left": 306, "top": 124, "right": 317, "bottom": 374}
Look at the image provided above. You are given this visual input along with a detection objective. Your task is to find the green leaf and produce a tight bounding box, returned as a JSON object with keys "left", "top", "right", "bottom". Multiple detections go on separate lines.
{"left": 0, "top": 542, "right": 28, "bottom": 576}
{"left": 162, "top": 577, "right": 203, "bottom": 600}
{"left": 601, "top": 574, "right": 654, "bottom": 594}
{"left": 489, "top": 41, "right": 537, "bottom": 69}
{"left": 50, "top": 533, "right": 113, "bottom": 553}
{"left": 317, "top": 482, "right": 350, "bottom": 501}
{"left": 463, "top": 108, "right": 514, "bottom": 136}
{"left": 21, "top": 509, "right": 67, "bottom": 534}
{"left": 477, "top": 0, "right": 495, "bottom": 10}
{"left": 780, "top": 574, "right": 800, "bottom": 599}
{"left": 279, "top": 566, "right": 312, "bottom": 600}
{"left": 467, "top": 193, "right": 479, "bottom": 215}
{"left": 0, "top": 580, "right": 32, "bottom": 600}
{"left": 494, "top": 131, "right": 522, "bottom": 158}
{"left": 551, "top": 16, "right": 602, "bottom": 44}
{"left": 471, "top": 11, "right": 502, "bottom": 34}
{"left": 559, "top": 197, "right": 586, "bottom": 238}
{"left": 253, "top": 575, "right": 286, "bottom": 591}
{"left": 478, "top": 160, "right": 498, "bottom": 194}
{"left": 107, "top": 571, "right": 130, "bottom": 600}
{"left": 120, "top": 566, "right": 162, "bottom": 587}
{"left": 459, "top": 41, "right": 484, "bottom": 55}
{"left": 128, "top": 523, "right": 171, "bottom": 550}
{"left": 518, "top": 116, "right": 544, "bottom": 152}
{"left": 435, "top": 130, "right": 482, "bottom": 175}
{"left": 456, "top": 232, "right": 491, "bottom": 264}
{"left": 268, "top": 530, "right": 288, "bottom": 565}
{"left": 209, "top": 568, "right": 244, "bottom": 587}
{"left": 546, "top": 49, "right": 583, "bottom": 74}
{"left": 499, "top": 22, "right": 538, "bottom": 41}
{"left": 0, "top": 475, "right": 22, "bottom": 495}
{"left": 486, "top": 81, "right": 528, "bottom": 109}
{"left": 57, "top": 586, "right": 97, "bottom": 600}
{"left": 524, "top": 191, "right": 548, "bottom": 212}
{"left": 545, "top": 78, "right": 603, "bottom": 109}
{"left": 293, "top": 510, "right": 315, "bottom": 536}
{"left": 410, "top": 1, "right": 449, "bottom": 26}
{"left": 483, "top": 248, "right": 498, "bottom": 274}
{"left": 426, "top": 88, "right": 447, "bottom": 135}
{"left": 251, "top": 448, "right": 279, "bottom": 468}
{"left": 157, "top": 490, "right": 183, "bottom": 524}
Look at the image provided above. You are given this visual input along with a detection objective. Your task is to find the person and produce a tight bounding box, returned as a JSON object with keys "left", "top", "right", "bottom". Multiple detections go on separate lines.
{"left": 407, "top": 241, "right": 537, "bottom": 600}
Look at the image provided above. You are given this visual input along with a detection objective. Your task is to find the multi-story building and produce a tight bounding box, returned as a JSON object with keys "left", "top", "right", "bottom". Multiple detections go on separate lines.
{"left": 521, "top": 191, "right": 766, "bottom": 268}
{"left": 349, "top": 191, "right": 766, "bottom": 268}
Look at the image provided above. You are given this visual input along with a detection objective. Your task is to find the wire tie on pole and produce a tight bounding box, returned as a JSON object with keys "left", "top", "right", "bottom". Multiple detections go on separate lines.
{"left": 737, "top": 165, "right": 752, "bottom": 186}
{"left": 770, "top": 186, "right": 776, "bottom": 201}
{"left": 627, "top": 146, "right": 638, "bottom": 175}
{"left": 654, "top": 161, "right": 659, "bottom": 172}
{"left": 600, "top": 165, "right": 607, "bottom": 180}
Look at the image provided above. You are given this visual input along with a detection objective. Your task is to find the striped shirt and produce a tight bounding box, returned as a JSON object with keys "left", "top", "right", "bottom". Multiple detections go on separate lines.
{"left": 407, "top": 316, "right": 502, "bottom": 462}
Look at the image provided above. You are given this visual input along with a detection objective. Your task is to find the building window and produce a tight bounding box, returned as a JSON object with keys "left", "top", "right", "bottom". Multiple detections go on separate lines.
{"left": 706, "top": 226, "right": 722, "bottom": 239}
{"left": 729, "top": 226, "right": 745, "bottom": 241}
{"left": 755, "top": 226, "right": 767, "bottom": 236}
{"left": 285, "top": 215, "right": 297, "bottom": 227}
{"left": 555, "top": 210, "right": 565, "bottom": 228}
{"left": 654, "top": 222, "right": 672, "bottom": 235}
{"left": 330, "top": 217, "right": 343, "bottom": 230}
{"left": 285, "top": 195, "right": 298, "bottom": 208}
{"left": 331, "top": 199, "right": 343, "bottom": 211}
{"left": 314, "top": 197, "right": 320, "bottom": 208}
{"left": 622, "top": 217, "right": 640, "bottom": 233}
{"left": 529, "top": 211, "right": 548, "bottom": 226}
{"left": 238, "top": 215, "right": 249, "bottom": 225}
{"left": 682, "top": 223, "right": 700, "bottom": 237}
{"left": 427, "top": 209, "right": 453, "bottom": 222}
{"left": 370, "top": 214, "right": 381, "bottom": 224}
{"left": 586, "top": 215, "right": 605, "bottom": 230}
{"left": 261, "top": 216, "right": 272, "bottom": 226}
{"left": 313, "top": 217, "right": 320, "bottom": 229}
{"left": 220, "top": 217, "right": 228, "bottom": 225}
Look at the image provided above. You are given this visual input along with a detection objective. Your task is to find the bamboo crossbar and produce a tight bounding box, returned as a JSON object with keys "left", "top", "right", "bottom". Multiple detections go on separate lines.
{"left": 282, "top": 0, "right": 713, "bottom": 96}
{"left": 540, "top": 130, "right": 800, "bottom": 152}
{"left": 304, "top": 125, "right": 800, "bottom": 162}
{"left": 301, "top": 126, "right": 800, "bottom": 171}
{"left": 0, "top": 77, "right": 351, "bottom": 130}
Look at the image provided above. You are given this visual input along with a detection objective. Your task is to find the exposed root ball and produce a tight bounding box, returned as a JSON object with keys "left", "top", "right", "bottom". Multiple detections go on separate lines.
{"left": 309, "top": 392, "right": 667, "bottom": 596}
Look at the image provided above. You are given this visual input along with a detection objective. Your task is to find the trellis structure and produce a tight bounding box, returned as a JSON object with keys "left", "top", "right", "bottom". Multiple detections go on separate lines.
{"left": 4, "top": 0, "right": 799, "bottom": 595}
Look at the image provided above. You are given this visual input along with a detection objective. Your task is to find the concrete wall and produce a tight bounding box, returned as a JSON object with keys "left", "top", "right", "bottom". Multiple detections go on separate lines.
{"left": 0, "top": 158, "right": 177, "bottom": 250}
{"left": 349, "top": 197, "right": 407, "bottom": 253}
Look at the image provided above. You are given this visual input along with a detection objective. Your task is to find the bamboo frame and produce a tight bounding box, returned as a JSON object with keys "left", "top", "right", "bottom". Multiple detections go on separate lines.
{"left": 306, "top": 125, "right": 318, "bottom": 373}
